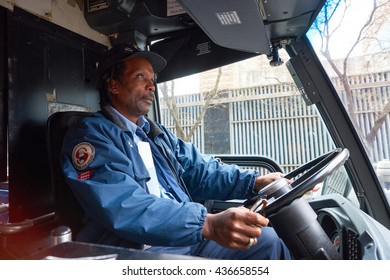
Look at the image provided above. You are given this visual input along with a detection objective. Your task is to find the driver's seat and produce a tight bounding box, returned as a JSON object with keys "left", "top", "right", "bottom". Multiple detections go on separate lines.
{"left": 46, "top": 111, "right": 93, "bottom": 240}
{"left": 45, "top": 111, "right": 229, "bottom": 246}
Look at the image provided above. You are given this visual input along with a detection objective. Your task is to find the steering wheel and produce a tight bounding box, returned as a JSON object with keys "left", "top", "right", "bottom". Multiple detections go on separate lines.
{"left": 244, "top": 148, "right": 350, "bottom": 215}
{"left": 243, "top": 148, "right": 350, "bottom": 260}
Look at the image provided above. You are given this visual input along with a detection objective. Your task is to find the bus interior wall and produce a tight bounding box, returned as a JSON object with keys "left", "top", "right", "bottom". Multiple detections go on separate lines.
{"left": 1, "top": 6, "right": 106, "bottom": 223}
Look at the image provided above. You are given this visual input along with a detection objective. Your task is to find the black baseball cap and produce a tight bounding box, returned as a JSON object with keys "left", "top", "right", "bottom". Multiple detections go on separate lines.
{"left": 97, "top": 43, "right": 167, "bottom": 78}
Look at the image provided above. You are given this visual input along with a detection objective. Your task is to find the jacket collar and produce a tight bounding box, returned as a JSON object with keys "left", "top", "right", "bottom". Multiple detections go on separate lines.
{"left": 100, "top": 104, "right": 164, "bottom": 140}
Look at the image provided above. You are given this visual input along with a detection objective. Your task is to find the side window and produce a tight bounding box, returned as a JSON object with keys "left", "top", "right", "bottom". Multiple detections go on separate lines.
{"left": 307, "top": 0, "right": 390, "bottom": 205}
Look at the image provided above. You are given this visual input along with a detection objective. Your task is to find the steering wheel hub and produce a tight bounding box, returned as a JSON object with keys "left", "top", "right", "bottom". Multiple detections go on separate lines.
{"left": 259, "top": 178, "right": 292, "bottom": 204}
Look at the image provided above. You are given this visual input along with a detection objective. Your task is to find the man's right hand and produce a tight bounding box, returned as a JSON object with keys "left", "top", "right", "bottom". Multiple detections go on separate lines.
{"left": 201, "top": 207, "right": 269, "bottom": 250}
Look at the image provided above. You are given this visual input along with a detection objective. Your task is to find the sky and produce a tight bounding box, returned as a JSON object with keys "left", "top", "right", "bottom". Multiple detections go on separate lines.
{"left": 307, "top": 0, "right": 386, "bottom": 58}
{"left": 172, "top": 74, "right": 200, "bottom": 96}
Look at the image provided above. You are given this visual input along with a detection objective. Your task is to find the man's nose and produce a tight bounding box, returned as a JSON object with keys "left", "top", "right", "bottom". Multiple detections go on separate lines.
{"left": 146, "top": 80, "right": 155, "bottom": 92}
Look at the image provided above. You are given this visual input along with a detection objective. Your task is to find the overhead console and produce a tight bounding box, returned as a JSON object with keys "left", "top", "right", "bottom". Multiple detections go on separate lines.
{"left": 176, "top": 0, "right": 270, "bottom": 54}
{"left": 83, "top": 0, "right": 197, "bottom": 45}
{"left": 83, "top": 0, "right": 326, "bottom": 79}
{"left": 84, "top": 0, "right": 324, "bottom": 53}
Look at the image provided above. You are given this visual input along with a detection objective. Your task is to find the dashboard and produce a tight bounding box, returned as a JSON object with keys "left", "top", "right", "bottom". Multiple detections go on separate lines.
{"left": 205, "top": 193, "right": 390, "bottom": 260}
{"left": 317, "top": 208, "right": 361, "bottom": 259}
{"left": 310, "top": 194, "right": 390, "bottom": 260}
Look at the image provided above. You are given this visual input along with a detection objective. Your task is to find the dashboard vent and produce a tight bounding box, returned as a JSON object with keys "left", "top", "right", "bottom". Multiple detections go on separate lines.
{"left": 345, "top": 228, "right": 361, "bottom": 260}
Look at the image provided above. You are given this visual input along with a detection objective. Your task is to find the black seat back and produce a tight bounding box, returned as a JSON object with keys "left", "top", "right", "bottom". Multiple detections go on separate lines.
{"left": 46, "top": 111, "right": 93, "bottom": 239}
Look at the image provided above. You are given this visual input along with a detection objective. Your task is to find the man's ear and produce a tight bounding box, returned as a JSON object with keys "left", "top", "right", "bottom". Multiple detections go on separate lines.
{"left": 107, "top": 78, "right": 118, "bottom": 94}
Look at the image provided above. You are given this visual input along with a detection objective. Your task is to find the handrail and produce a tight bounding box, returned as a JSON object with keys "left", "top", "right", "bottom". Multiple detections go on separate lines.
{"left": 212, "top": 154, "right": 284, "bottom": 173}
{"left": 0, "top": 203, "right": 8, "bottom": 215}
{"left": 0, "top": 212, "right": 55, "bottom": 234}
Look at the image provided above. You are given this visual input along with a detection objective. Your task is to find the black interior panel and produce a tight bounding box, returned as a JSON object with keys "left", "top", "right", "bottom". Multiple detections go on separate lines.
{"left": 151, "top": 30, "right": 258, "bottom": 82}
{"left": 4, "top": 7, "right": 106, "bottom": 222}
{"left": 0, "top": 7, "right": 7, "bottom": 182}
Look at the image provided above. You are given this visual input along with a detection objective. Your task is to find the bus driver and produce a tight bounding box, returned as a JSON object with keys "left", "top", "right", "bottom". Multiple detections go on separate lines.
{"left": 61, "top": 43, "right": 292, "bottom": 260}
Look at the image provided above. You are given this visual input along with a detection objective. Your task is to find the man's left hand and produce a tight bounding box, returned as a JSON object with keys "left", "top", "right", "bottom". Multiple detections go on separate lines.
{"left": 253, "top": 172, "right": 292, "bottom": 193}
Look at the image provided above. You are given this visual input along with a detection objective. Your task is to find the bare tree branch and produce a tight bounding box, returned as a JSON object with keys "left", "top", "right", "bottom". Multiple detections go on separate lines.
{"left": 313, "top": 0, "right": 390, "bottom": 147}
{"left": 366, "top": 100, "right": 390, "bottom": 143}
{"left": 159, "top": 68, "right": 223, "bottom": 141}
{"left": 160, "top": 81, "right": 186, "bottom": 139}
{"left": 186, "top": 67, "right": 223, "bottom": 140}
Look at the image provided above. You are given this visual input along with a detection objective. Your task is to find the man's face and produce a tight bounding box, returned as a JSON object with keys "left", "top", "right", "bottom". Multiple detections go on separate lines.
{"left": 109, "top": 57, "right": 156, "bottom": 123}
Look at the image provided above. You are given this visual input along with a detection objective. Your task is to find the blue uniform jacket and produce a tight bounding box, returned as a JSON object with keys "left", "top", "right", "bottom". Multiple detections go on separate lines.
{"left": 61, "top": 111, "right": 258, "bottom": 248}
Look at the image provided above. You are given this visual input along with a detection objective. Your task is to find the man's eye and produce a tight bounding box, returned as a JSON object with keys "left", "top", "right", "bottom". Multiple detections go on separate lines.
{"left": 136, "top": 74, "right": 145, "bottom": 81}
{"left": 135, "top": 73, "right": 156, "bottom": 84}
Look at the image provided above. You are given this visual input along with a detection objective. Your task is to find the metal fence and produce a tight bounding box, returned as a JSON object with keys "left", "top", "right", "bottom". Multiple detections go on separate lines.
{"left": 334, "top": 71, "right": 390, "bottom": 163}
{"left": 159, "top": 71, "right": 390, "bottom": 172}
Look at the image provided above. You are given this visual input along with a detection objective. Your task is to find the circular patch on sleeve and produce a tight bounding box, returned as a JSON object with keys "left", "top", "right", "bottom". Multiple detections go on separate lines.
{"left": 72, "top": 142, "right": 95, "bottom": 170}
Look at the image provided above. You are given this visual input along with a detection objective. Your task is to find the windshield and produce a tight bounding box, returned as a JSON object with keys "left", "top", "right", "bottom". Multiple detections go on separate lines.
{"left": 157, "top": 50, "right": 333, "bottom": 171}
{"left": 156, "top": 51, "right": 360, "bottom": 204}
{"left": 307, "top": 0, "right": 390, "bottom": 203}
{"left": 156, "top": 0, "right": 390, "bottom": 207}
